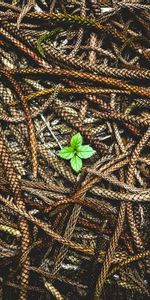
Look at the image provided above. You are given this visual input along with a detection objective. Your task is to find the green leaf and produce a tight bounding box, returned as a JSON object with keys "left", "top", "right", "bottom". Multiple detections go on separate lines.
{"left": 70, "top": 155, "right": 82, "bottom": 173}
{"left": 58, "top": 147, "right": 74, "bottom": 160}
{"left": 77, "top": 145, "right": 96, "bottom": 159}
{"left": 70, "top": 132, "right": 83, "bottom": 149}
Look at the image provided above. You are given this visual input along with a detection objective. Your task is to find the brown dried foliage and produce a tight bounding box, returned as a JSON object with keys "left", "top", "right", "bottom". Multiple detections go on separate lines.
{"left": 0, "top": 1, "right": 150, "bottom": 300}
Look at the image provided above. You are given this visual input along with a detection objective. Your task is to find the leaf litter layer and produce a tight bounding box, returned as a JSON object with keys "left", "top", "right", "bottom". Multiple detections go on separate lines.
{"left": 0, "top": 1, "right": 150, "bottom": 299}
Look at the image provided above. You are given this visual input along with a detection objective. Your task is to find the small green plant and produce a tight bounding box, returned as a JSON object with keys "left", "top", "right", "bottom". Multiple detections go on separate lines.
{"left": 58, "top": 133, "right": 96, "bottom": 173}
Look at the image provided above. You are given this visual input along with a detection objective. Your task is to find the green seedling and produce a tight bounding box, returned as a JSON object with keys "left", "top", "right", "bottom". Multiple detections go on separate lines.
{"left": 58, "top": 132, "right": 96, "bottom": 173}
